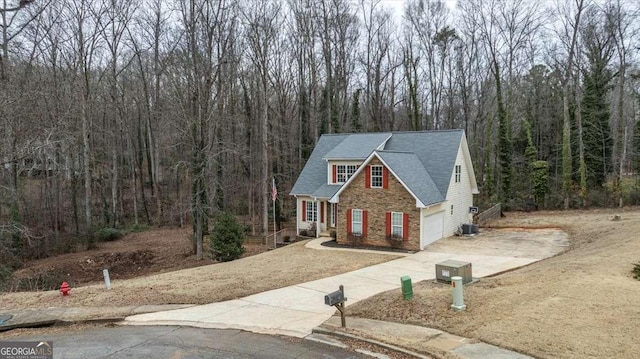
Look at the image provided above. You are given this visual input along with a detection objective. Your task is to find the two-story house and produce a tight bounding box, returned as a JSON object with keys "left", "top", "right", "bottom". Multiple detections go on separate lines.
{"left": 290, "top": 130, "right": 478, "bottom": 251}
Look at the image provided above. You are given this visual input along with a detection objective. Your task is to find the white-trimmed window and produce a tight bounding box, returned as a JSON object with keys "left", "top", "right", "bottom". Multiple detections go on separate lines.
{"left": 352, "top": 209, "right": 363, "bottom": 235}
{"left": 455, "top": 165, "right": 461, "bottom": 183}
{"left": 371, "top": 165, "right": 383, "bottom": 188}
{"left": 305, "top": 201, "right": 317, "bottom": 222}
{"left": 391, "top": 212, "right": 403, "bottom": 238}
{"left": 337, "top": 165, "right": 358, "bottom": 183}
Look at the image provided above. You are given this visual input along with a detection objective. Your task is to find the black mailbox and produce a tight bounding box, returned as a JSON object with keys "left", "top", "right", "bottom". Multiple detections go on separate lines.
{"left": 324, "top": 290, "right": 345, "bottom": 306}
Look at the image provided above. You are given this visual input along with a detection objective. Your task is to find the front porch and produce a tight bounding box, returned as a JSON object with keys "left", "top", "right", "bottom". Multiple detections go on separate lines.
{"left": 296, "top": 197, "right": 338, "bottom": 238}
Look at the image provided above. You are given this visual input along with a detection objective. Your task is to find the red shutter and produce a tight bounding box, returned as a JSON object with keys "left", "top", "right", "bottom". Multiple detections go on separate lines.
{"left": 301, "top": 201, "right": 306, "bottom": 221}
{"left": 346, "top": 209, "right": 352, "bottom": 234}
{"left": 386, "top": 211, "right": 391, "bottom": 236}
{"left": 365, "top": 166, "right": 371, "bottom": 188}
{"left": 320, "top": 202, "right": 325, "bottom": 223}
{"left": 383, "top": 167, "right": 389, "bottom": 189}
{"left": 332, "top": 165, "right": 337, "bottom": 183}
{"left": 403, "top": 213, "right": 409, "bottom": 241}
{"left": 362, "top": 210, "right": 368, "bottom": 236}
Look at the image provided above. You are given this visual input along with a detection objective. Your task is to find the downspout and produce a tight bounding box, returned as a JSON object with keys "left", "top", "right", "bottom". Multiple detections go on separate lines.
{"left": 420, "top": 205, "right": 431, "bottom": 250}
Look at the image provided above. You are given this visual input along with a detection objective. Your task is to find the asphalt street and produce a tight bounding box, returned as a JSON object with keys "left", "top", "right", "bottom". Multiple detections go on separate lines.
{"left": 4, "top": 325, "right": 368, "bottom": 359}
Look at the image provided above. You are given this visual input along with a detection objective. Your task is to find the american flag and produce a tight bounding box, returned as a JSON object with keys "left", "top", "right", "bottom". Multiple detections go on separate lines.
{"left": 271, "top": 177, "right": 278, "bottom": 202}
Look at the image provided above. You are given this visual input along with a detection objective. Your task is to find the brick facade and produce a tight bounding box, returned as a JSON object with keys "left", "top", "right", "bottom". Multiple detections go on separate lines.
{"left": 336, "top": 158, "right": 421, "bottom": 251}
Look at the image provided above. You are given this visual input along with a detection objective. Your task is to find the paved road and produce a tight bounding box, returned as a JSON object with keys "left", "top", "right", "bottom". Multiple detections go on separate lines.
{"left": 6, "top": 325, "right": 367, "bottom": 359}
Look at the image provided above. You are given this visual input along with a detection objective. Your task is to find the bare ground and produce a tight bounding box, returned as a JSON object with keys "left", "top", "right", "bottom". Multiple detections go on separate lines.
{"left": 0, "top": 233, "right": 398, "bottom": 309}
{"left": 346, "top": 208, "right": 640, "bottom": 359}
{"left": 5, "top": 228, "right": 267, "bottom": 291}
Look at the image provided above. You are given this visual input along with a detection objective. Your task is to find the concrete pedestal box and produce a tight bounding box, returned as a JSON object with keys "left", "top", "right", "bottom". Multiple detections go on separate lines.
{"left": 436, "top": 260, "right": 472, "bottom": 284}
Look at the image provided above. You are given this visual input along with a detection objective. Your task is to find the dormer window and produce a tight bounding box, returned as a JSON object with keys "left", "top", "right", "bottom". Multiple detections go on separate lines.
{"left": 334, "top": 164, "right": 357, "bottom": 184}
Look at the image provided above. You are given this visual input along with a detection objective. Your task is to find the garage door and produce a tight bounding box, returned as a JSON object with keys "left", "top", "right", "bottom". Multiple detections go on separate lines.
{"left": 422, "top": 211, "right": 445, "bottom": 248}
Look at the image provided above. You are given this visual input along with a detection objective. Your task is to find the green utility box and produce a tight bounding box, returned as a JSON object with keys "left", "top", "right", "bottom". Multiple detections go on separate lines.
{"left": 400, "top": 275, "right": 413, "bottom": 300}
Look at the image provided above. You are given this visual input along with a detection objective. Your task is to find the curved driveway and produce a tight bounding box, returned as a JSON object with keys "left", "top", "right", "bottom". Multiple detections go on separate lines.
{"left": 125, "top": 228, "right": 568, "bottom": 338}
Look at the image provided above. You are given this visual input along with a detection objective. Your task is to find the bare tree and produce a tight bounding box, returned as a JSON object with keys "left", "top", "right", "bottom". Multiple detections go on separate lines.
{"left": 606, "top": 0, "right": 638, "bottom": 206}
{"left": 242, "top": 0, "right": 281, "bottom": 240}
{"left": 61, "top": 0, "right": 107, "bottom": 231}
{"left": 405, "top": 0, "right": 449, "bottom": 130}
{"left": 360, "top": 0, "right": 395, "bottom": 131}
{"left": 0, "top": 0, "right": 49, "bottom": 80}
{"left": 97, "top": 0, "right": 138, "bottom": 227}
{"left": 289, "top": 0, "right": 319, "bottom": 159}
{"left": 554, "top": 0, "right": 587, "bottom": 208}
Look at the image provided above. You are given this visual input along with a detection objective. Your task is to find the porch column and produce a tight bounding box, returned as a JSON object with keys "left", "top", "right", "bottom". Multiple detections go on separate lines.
{"left": 316, "top": 199, "right": 320, "bottom": 238}
{"left": 295, "top": 197, "right": 299, "bottom": 236}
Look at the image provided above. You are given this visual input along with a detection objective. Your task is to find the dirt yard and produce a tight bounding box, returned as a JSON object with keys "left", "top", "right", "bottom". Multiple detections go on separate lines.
{"left": 0, "top": 232, "right": 398, "bottom": 309}
{"left": 5, "top": 228, "right": 268, "bottom": 291}
{"left": 347, "top": 208, "right": 640, "bottom": 359}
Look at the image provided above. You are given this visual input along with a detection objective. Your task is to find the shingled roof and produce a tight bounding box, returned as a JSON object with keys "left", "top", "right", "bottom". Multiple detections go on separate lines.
{"left": 290, "top": 134, "right": 348, "bottom": 198}
{"left": 375, "top": 150, "right": 444, "bottom": 206}
{"left": 384, "top": 131, "right": 464, "bottom": 197}
{"left": 290, "top": 130, "right": 472, "bottom": 203}
{"left": 323, "top": 133, "right": 391, "bottom": 160}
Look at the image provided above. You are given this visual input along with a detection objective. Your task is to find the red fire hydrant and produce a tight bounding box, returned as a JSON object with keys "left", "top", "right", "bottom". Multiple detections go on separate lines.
{"left": 60, "top": 281, "right": 70, "bottom": 296}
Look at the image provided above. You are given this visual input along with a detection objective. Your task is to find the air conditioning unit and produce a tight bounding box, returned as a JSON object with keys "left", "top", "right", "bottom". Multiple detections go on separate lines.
{"left": 436, "top": 260, "right": 472, "bottom": 284}
{"left": 461, "top": 223, "right": 479, "bottom": 235}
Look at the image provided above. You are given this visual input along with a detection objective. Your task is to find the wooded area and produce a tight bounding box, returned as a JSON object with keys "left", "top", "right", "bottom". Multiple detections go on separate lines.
{"left": 0, "top": 0, "right": 638, "bottom": 262}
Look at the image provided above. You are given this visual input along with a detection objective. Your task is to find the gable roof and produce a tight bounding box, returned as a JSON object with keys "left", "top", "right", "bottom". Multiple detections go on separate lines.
{"left": 376, "top": 151, "right": 444, "bottom": 206}
{"left": 323, "top": 133, "right": 391, "bottom": 160}
{"left": 290, "top": 130, "right": 477, "bottom": 203}
{"left": 383, "top": 131, "right": 463, "bottom": 197}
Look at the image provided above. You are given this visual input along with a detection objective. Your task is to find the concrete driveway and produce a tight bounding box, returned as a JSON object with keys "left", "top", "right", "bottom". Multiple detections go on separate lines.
{"left": 124, "top": 228, "right": 568, "bottom": 338}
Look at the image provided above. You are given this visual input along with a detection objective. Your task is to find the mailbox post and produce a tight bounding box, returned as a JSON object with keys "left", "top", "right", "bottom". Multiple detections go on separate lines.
{"left": 324, "top": 285, "right": 347, "bottom": 328}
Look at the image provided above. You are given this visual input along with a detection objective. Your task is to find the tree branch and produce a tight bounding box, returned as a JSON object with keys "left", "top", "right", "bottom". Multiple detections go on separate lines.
{"left": 0, "top": 0, "right": 35, "bottom": 13}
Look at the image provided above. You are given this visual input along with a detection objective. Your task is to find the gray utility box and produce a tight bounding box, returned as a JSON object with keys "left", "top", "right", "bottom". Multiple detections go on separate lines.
{"left": 436, "top": 260, "right": 472, "bottom": 284}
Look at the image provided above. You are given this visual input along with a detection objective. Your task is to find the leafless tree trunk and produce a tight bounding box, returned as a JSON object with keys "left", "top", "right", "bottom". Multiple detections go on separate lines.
{"left": 68, "top": 0, "right": 106, "bottom": 231}
{"left": 557, "top": 0, "right": 586, "bottom": 209}
{"left": 607, "top": 0, "right": 636, "bottom": 207}
{"left": 242, "top": 0, "right": 280, "bottom": 240}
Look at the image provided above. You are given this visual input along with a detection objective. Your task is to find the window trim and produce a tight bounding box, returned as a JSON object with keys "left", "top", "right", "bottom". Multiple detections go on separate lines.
{"left": 370, "top": 165, "right": 383, "bottom": 188}
{"left": 351, "top": 209, "right": 363, "bottom": 235}
{"left": 391, "top": 211, "right": 403, "bottom": 238}
{"left": 305, "top": 201, "right": 318, "bottom": 222}
{"left": 455, "top": 164, "right": 461, "bottom": 183}
{"left": 336, "top": 164, "right": 358, "bottom": 184}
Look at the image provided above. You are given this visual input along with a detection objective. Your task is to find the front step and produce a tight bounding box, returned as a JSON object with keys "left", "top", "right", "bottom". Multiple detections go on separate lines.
{"left": 319, "top": 231, "right": 332, "bottom": 237}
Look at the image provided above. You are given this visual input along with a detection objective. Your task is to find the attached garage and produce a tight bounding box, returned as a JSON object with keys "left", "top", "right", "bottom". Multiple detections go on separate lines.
{"left": 421, "top": 211, "right": 445, "bottom": 249}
